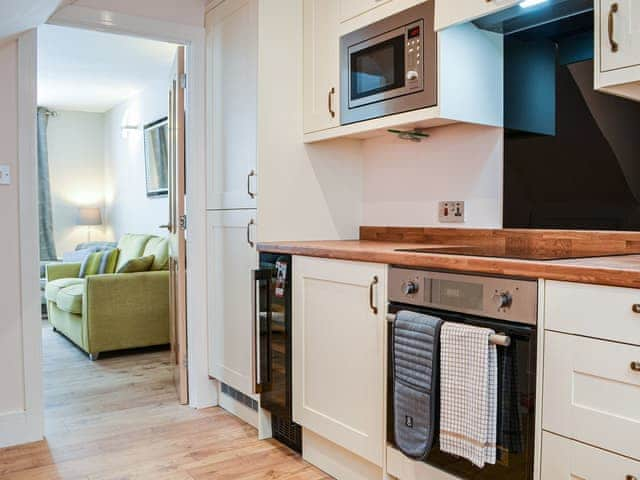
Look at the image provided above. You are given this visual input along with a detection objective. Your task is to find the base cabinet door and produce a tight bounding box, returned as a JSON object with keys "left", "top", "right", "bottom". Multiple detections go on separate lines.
{"left": 435, "top": 0, "right": 519, "bottom": 30}
{"left": 600, "top": 0, "right": 640, "bottom": 73}
{"left": 293, "top": 256, "right": 386, "bottom": 467}
{"left": 541, "top": 431, "right": 640, "bottom": 479}
{"left": 207, "top": 210, "right": 258, "bottom": 396}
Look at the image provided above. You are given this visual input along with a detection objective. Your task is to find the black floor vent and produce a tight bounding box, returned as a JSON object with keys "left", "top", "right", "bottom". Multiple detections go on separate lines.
{"left": 272, "top": 414, "right": 302, "bottom": 453}
{"left": 221, "top": 383, "right": 258, "bottom": 411}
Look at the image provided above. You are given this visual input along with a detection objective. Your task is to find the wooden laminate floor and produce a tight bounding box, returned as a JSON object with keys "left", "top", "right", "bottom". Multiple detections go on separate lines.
{"left": 0, "top": 322, "right": 329, "bottom": 480}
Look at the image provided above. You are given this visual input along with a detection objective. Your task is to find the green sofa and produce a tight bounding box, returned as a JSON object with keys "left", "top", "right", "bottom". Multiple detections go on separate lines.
{"left": 45, "top": 234, "right": 171, "bottom": 360}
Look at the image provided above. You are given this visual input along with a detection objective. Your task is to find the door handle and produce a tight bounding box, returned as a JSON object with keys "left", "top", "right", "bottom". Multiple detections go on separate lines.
{"left": 328, "top": 87, "right": 336, "bottom": 118}
{"left": 246, "top": 218, "right": 255, "bottom": 248}
{"left": 369, "top": 276, "right": 379, "bottom": 315}
{"left": 247, "top": 170, "right": 256, "bottom": 199}
{"left": 159, "top": 224, "right": 171, "bottom": 231}
{"left": 608, "top": 2, "right": 619, "bottom": 53}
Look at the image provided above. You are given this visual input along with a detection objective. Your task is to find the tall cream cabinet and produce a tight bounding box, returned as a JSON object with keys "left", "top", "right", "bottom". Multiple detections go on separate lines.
{"left": 595, "top": 0, "right": 640, "bottom": 101}
{"left": 292, "top": 256, "right": 387, "bottom": 479}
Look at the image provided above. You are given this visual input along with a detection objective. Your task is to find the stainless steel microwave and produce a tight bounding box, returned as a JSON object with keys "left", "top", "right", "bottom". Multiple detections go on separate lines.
{"left": 340, "top": 1, "right": 437, "bottom": 125}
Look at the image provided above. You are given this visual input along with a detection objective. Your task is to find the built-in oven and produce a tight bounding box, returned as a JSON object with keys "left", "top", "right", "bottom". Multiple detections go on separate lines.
{"left": 340, "top": 1, "right": 437, "bottom": 125}
{"left": 387, "top": 267, "right": 538, "bottom": 479}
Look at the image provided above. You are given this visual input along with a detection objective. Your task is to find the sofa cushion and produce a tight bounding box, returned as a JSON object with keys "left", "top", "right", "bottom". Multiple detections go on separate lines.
{"left": 117, "top": 255, "right": 155, "bottom": 274}
{"left": 79, "top": 249, "right": 119, "bottom": 277}
{"left": 143, "top": 237, "right": 170, "bottom": 271}
{"left": 56, "top": 284, "right": 84, "bottom": 315}
{"left": 45, "top": 278, "right": 84, "bottom": 303}
{"left": 116, "top": 234, "right": 153, "bottom": 271}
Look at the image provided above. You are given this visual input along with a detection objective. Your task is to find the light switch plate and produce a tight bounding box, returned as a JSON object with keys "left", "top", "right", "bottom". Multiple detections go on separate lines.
{"left": 439, "top": 201, "right": 465, "bottom": 223}
{"left": 0, "top": 165, "right": 10, "bottom": 185}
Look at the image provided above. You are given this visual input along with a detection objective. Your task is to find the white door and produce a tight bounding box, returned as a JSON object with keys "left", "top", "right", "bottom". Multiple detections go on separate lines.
{"left": 303, "top": 0, "right": 341, "bottom": 133}
{"left": 206, "top": 0, "right": 258, "bottom": 210}
{"left": 541, "top": 431, "right": 640, "bottom": 479}
{"left": 338, "top": 0, "right": 392, "bottom": 23}
{"left": 435, "top": 0, "right": 519, "bottom": 31}
{"left": 293, "top": 256, "right": 386, "bottom": 467}
{"left": 600, "top": 0, "right": 640, "bottom": 72}
{"left": 207, "top": 209, "right": 258, "bottom": 396}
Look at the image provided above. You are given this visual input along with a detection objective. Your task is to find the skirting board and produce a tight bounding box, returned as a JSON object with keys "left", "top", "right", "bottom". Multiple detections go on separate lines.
{"left": 0, "top": 411, "right": 42, "bottom": 449}
{"left": 303, "top": 429, "right": 383, "bottom": 480}
{"left": 218, "top": 387, "right": 259, "bottom": 429}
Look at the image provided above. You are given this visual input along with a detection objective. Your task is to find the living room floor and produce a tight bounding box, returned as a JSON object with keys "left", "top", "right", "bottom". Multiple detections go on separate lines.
{"left": 0, "top": 322, "right": 329, "bottom": 480}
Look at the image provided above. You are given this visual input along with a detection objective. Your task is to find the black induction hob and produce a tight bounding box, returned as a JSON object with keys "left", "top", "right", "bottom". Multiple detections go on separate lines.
{"left": 394, "top": 246, "right": 639, "bottom": 261}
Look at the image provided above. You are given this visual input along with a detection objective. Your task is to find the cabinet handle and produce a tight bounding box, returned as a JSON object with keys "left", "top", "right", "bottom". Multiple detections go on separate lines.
{"left": 247, "top": 170, "right": 256, "bottom": 199}
{"left": 631, "top": 361, "right": 640, "bottom": 372}
{"left": 633, "top": 304, "right": 640, "bottom": 314}
{"left": 608, "top": 2, "right": 619, "bottom": 53}
{"left": 627, "top": 476, "right": 638, "bottom": 480}
{"left": 246, "top": 218, "right": 255, "bottom": 248}
{"left": 369, "top": 276, "right": 379, "bottom": 315}
{"left": 328, "top": 87, "right": 336, "bottom": 118}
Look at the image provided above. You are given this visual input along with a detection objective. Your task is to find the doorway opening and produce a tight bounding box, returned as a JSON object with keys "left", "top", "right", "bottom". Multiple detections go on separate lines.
{"left": 37, "top": 23, "right": 189, "bottom": 439}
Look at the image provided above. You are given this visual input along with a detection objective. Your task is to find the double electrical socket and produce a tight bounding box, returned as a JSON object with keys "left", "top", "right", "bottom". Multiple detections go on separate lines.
{"left": 0, "top": 165, "right": 11, "bottom": 185}
{"left": 439, "top": 201, "right": 465, "bottom": 223}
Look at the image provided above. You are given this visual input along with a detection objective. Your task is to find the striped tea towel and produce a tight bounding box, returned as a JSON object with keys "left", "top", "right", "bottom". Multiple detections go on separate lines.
{"left": 439, "top": 322, "right": 497, "bottom": 468}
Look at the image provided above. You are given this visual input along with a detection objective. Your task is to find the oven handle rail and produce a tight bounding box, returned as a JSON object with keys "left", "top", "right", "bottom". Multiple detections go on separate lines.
{"left": 386, "top": 313, "right": 512, "bottom": 347}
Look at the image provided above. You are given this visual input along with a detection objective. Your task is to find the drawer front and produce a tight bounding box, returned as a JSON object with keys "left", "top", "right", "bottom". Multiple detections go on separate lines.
{"left": 543, "top": 331, "right": 640, "bottom": 460}
{"left": 545, "top": 280, "right": 640, "bottom": 345}
{"left": 542, "top": 431, "right": 640, "bottom": 479}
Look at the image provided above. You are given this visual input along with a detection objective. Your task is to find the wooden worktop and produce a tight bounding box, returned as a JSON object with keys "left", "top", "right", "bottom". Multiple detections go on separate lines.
{"left": 257, "top": 227, "right": 640, "bottom": 289}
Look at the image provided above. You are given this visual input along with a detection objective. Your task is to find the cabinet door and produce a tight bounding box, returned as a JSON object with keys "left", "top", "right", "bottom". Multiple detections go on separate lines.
{"left": 293, "top": 256, "right": 386, "bottom": 467}
{"left": 303, "top": 0, "right": 340, "bottom": 133}
{"left": 541, "top": 431, "right": 640, "bottom": 479}
{"left": 600, "top": 0, "right": 640, "bottom": 72}
{"left": 207, "top": 209, "right": 258, "bottom": 396}
{"left": 338, "top": 0, "right": 392, "bottom": 23}
{"left": 435, "top": 0, "right": 519, "bottom": 31}
{"left": 206, "top": 0, "right": 258, "bottom": 210}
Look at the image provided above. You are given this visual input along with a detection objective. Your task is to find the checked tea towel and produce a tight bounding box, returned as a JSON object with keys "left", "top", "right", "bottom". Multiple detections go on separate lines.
{"left": 439, "top": 322, "right": 497, "bottom": 468}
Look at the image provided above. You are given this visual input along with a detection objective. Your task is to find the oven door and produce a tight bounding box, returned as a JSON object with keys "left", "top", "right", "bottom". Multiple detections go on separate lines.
{"left": 387, "top": 303, "right": 537, "bottom": 480}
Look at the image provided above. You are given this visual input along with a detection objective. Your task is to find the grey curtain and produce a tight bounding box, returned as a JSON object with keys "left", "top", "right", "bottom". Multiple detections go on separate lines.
{"left": 37, "top": 107, "right": 57, "bottom": 261}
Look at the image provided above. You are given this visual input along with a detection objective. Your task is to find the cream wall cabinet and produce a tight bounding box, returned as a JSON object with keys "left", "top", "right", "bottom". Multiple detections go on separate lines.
{"left": 293, "top": 256, "right": 386, "bottom": 467}
{"left": 435, "top": 0, "right": 519, "bottom": 31}
{"left": 338, "top": 0, "right": 392, "bottom": 23}
{"left": 596, "top": 0, "right": 640, "bottom": 101}
{"left": 206, "top": 0, "right": 258, "bottom": 210}
{"left": 541, "top": 431, "right": 640, "bottom": 479}
{"left": 543, "top": 330, "right": 640, "bottom": 461}
{"left": 206, "top": 209, "right": 258, "bottom": 396}
{"left": 303, "top": 0, "right": 341, "bottom": 133}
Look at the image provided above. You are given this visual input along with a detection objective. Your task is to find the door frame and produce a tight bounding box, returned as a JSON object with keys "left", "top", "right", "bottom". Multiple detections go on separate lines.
{"left": 15, "top": 4, "right": 216, "bottom": 444}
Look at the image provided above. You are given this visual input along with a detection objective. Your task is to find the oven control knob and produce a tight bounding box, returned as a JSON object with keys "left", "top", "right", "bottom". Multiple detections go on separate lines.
{"left": 406, "top": 70, "right": 419, "bottom": 81}
{"left": 493, "top": 291, "right": 513, "bottom": 309}
{"left": 401, "top": 281, "right": 419, "bottom": 296}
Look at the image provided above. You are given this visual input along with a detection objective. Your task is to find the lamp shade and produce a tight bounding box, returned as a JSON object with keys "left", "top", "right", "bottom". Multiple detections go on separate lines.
{"left": 77, "top": 207, "right": 102, "bottom": 226}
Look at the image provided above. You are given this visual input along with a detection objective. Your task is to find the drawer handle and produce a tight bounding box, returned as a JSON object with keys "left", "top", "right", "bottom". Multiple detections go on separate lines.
{"left": 369, "top": 276, "right": 379, "bottom": 315}
{"left": 633, "top": 304, "right": 640, "bottom": 314}
{"left": 608, "top": 2, "right": 619, "bottom": 53}
{"left": 631, "top": 361, "right": 640, "bottom": 372}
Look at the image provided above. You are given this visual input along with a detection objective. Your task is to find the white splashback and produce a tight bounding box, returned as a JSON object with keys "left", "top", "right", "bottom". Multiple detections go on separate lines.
{"left": 361, "top": 123, "right": 503, "bottom": 228}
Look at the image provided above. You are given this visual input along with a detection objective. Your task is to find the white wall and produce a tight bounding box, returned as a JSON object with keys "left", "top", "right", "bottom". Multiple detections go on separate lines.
{"left": 362, "top": 123, "right": 503, "bottom": 228}
{"left": 0, "top": 38, "right": 26, "bottom": 422}
{"left": 104, "top": 81, "right": 169, "bottom": 240}
{"left": 47, "top": 110, "right": 108, "bottom": 254}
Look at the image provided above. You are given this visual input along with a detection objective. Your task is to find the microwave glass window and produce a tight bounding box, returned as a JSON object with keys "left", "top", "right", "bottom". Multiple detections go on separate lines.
{"left": 350, "top": 35, "right": 405, "bottom": 101}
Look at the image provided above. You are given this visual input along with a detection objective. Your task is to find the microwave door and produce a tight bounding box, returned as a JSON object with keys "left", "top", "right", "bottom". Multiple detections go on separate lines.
{"left": 349, "top": 28, "right": 408, "bottom": 109}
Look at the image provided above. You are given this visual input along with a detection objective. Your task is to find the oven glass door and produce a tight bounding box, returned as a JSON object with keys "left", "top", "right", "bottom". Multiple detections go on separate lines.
{"left": 349, "top": 29, "right": 407, "bottom": 108}
{"left": 388, "top": 304, "right": 537, "bottom": 480}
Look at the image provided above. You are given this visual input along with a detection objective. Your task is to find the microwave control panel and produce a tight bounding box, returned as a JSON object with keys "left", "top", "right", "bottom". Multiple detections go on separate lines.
{"left": 405, "top": 21, "right": 423, "bottom": 90}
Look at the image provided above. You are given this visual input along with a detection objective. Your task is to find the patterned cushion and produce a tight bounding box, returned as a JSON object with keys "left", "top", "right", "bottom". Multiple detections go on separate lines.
{"left": 143, "top": 237, "right": 170, "bottom": 271}
{"left": 79, "top": 249, "right": 119, "bottom": 278}
{"left": 45, "top": 278, "right": 84, "bottom": 303}
{"left": 56, "top": 284, "right": 84, "bottom": 315}
{"left": 117, "top": 255, "right": 155, "bottom": 274}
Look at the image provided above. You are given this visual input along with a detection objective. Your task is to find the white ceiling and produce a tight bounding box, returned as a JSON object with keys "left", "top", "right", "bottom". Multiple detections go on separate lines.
{"left": 38, "top": 24, "right": 178, "bottom": 113}
{"left": 0, "top": 0, "right": 63, "bottom": 40}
